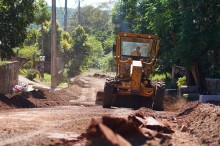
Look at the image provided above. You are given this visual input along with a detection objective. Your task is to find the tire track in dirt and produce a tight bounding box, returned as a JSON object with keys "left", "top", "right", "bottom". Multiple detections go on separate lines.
{"left": 71, "top": 76, "right": 106, "bottom": 105}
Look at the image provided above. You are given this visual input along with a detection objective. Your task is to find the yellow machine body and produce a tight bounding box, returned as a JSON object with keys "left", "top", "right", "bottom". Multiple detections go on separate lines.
{"left": 113, "top": 32, "right": 160, "bottom": 97}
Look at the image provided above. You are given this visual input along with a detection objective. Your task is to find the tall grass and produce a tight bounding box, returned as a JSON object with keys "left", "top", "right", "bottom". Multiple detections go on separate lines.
{"left": 35, "top": 72, "right": 51, "bottom": 83}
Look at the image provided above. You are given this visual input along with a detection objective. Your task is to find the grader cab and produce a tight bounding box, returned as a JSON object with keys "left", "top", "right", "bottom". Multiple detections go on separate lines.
{"left": 103, "top": 32, "right": 165, "bottom": 110}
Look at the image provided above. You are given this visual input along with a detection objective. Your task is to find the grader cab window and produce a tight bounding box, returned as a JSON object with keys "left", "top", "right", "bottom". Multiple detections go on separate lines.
{"left": 120, "top": 37, "right": 154, "bottom": 62}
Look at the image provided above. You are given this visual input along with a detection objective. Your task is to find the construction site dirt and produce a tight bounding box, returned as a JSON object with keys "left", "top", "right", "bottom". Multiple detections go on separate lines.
{"left": 0, "top": 74, "right": 219, "bottom": 146}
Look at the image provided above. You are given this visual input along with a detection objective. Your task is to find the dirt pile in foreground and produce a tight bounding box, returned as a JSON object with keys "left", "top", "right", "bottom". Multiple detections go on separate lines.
{"left": 56, "top": 102, "right": 219, "bottom": 146}
{"left": 85, "top": 114, "right": 174, "bottom": 146}
{"left": 176, "top": 102, "right": 220, "bottom": 145}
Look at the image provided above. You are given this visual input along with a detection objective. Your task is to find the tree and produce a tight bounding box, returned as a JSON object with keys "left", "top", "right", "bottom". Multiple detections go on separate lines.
{"left": 68, "top": 3, "right": 115, "bottom": 72}
{"left": 103, "top": 35, "right": 115, "bottom": 55}
{"left": 37, "top": 20, "right": 64, "bottom": 61}
{"left": 145, "top": 0, "right": 181, "bottom": 74}
{"left": 65, "top": 26, "right": 91, "bottom": 77}
{"left": 34, "top": 0, "right": 50, "bottom": 25}
{"left": 112, "top": 0, "right": 220, "bottom": 92}
{"left": 111, "top": 2, "right": 130, "bottom": 33}
{"left": 177, "top": 0, "right": 220, "bottom": 91}
{"left": 24, "top": 29, "right": 39, "bottom": 47}
{"left": 101, "top": 52, "right": 115, "bottom": 72}
{"left": 0, "top": 0, "right": 35, "bottom": 58}
{"left": 69, "top": 4, "right": 113, "bottom": 46}
{"left": 112, "top": 0, "right": 179, "bottom": 75}
{"left": 87, "top": 36, "right": 104, "bottom": 69}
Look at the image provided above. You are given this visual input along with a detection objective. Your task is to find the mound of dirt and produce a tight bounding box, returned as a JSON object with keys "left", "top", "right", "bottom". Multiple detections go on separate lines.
{"left": 0, "top": 84, "right": 81, "bottom": 110}
{"left": 176, "top": 102, "right": 220, "bottom": 145}
{"left": 85, "top": 115, "right": 173, "bottom": 146}
{"left": 163, "top": 91, "right": 187, "bottom": 111}
{"left": 0, "top": 74, "right": 106, "bottom": 111}
{"left": 133, "top": 101, "right": 220, "bottom": 146}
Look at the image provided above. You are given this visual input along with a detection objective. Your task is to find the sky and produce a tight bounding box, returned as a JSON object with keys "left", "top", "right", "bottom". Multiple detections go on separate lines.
{"left": 45, "top": 0, "right": 115, "bottom": 8}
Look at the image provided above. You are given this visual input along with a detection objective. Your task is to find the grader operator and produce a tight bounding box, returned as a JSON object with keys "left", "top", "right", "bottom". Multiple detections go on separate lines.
{"left": 103, "top": 32, "right": 165, "bottom": 110}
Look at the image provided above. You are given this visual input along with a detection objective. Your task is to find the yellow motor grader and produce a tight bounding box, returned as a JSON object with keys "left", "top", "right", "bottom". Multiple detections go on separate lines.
{"left": 103, "top": 32, "right": 165, "bottom": 110}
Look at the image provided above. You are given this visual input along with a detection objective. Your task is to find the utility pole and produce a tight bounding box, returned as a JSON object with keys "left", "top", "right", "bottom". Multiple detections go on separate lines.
{"left": 78, "top": 0, "right": 81, "bottom": 25}
{"left": 41, "top": 24, "right": 44, "bottom": 52}
{"left": 51, "top": 0, "right": 57, "bottom": 90}
{"left": 64, "top": 0, "right": 67, "bottom": 31}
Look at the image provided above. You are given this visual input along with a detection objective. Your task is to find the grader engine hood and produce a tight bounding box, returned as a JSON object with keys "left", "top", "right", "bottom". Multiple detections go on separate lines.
{"left": 130, "top": 60, "right": 142, "bottom": 95}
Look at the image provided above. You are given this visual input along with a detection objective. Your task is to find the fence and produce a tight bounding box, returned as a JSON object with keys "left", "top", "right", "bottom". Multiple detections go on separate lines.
{"left": 0, "top": 61, "right": 18, "bottom": 94}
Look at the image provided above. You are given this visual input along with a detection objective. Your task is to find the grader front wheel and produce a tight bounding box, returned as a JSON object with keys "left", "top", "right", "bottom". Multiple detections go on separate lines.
{"left": 103, "top": 78, "right": 115, "bottom": 108}
{"left": 152, "top": 82, "right": 165, "bottom": 111}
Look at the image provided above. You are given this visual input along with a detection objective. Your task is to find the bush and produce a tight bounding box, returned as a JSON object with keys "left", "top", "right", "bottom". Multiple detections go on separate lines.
{"left": 23, "top": 60, "right": 33, "bottom": 69}
{"left": 151, "top": 73, "right": 167, "bottom": 81}
{"left": 26, "top": 69, "right": 37, "bottom": 80}
{"left": 177, "top": 76, "right": 186, "bottom": 88}
{"left": 101, "top": 52, "right": 115, "bottom": 72}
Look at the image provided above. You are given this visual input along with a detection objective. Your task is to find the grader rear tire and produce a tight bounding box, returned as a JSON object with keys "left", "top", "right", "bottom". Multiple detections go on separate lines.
{"left": 103, "top": 78, "right": 115, "bottom": 108}
{"left": 152, "top": 82, "right": 165, "bottom": 111}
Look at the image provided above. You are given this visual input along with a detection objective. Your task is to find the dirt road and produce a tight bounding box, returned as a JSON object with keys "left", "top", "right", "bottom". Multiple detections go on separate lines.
{"left": 0, "top": 74, "right": 219, "bottom": 145}
{"left": 0, "top": 106, "right": 135, "bottom": 146}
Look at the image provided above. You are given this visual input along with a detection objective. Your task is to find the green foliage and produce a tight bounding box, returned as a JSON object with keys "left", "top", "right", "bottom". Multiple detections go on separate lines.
{"left": 19, "top": 68, "right": 27, "bottom": 76}
{"left": 43, "top": 73, "right": 51, "bottom": 83}
{"left": 35, "top": 72, "right": 51, "bottom": 83}
{"left": 69, "top": 4, "right": 113, "bottom": 50}
{"left": 101, "top": 52, "right": 115, "bottom": 72}
{"left": 20, "top": 68, "right": 51, "bottom": 83}
{"left": 34, "top": 0, "right": 50, "bottom": 25}
{"left": 50, "top": 7, "right": 75, "bottom": 29}
{"left": 112, "top": 0, "right": 220, "bottom": 80}
{"left": 0, "top": 61, "right": 4, "bottom": 66}
{"left": 151, "top": 73, "right": 178, "bottom": 89}
{"left": 65, "top": 3, "right": 115, "bottom": 75}
{"left": 24, "top": 29, "right": 39, "bottom": 46}
{"left": 0, "top": 61, "right": 9, "bottom": 66}
{"left": 103, "top": 35, "right": 115, "bottom": 55}
{"left": 26, "top": 69, "right": 37, "bottom": 80}
{"left": 65, "top": 26, "right": 91, "bottom": 77}
{"left": 112, "top": 2, "right": 131, "bottom": 33}
{"left": 87, "top": 36, "right": 104, "bottom": 69}
{"left": 61, "top": 31, "right": 72, "bottom": 50}
{"left": 18, "top": 46, "right": 39, "bottom": 58}
{"left": 151, "top": 73, "right": 169, "bottom": 81}
{"left": 60, "top": 31, "right": 72, "bottom": 60}
{"left": 37, "top": 20, "right": 69, "bottom": 61}
{"left": 37, "top": 20, "right": 51, "bottom": 55}
{"left": 17, "top": 45, "right": 40, "bottom": 68}
{"left": 0, "top": 0, "right": 35, "bottom": 57}
{"left": 177, "top": 76, "right": 186, "bottom": 88}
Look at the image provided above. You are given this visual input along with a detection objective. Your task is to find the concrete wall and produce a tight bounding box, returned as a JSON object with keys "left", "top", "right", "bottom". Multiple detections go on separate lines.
{"left": 0, "top": 62, "right": 18, "bottom": 94}
{"left": 206, "top": 78, "right": 220, "bottom": 94}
